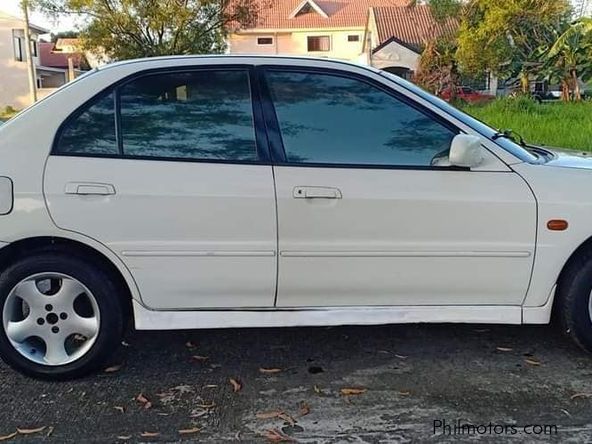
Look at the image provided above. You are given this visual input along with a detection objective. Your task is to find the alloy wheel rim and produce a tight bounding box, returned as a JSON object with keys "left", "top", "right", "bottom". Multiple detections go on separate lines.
{"left": 2, "top": 272, "right": 100, "bottom": 366}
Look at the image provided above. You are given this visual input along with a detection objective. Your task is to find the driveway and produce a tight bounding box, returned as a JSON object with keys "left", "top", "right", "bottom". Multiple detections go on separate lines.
{"left": 1, "top": 323, "right": 592, "bottom": 442}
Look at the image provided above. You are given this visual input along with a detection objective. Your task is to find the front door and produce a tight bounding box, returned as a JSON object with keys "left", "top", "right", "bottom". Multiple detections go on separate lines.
{"left": 44, "top": 67, "right": 277, "bottom": 309}
{"left": 261, "top": 68, "right": 536, "bottom": 307}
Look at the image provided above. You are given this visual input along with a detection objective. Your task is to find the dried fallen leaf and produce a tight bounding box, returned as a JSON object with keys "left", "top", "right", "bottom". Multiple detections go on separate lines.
{"left": 278, "top": 412, "right": 296, "bottom": 426}
{"left": 496, "top": 347, "right": 513, "bottom": 352}
{"left": 229, "top": 378, "right": 242, "bottom": 392}
{"left": 398, "top": 391, "right": 411, "bottom": 396}
{"left": 0, "top": 432, "right": 17, "bottom": 442}
{"left": 394, "top": 354, "right": 408, "bottom": 360}
{"left": 117, "top": 435, "right": 132, "bottom": 440}
{"left": 340, "top": 388, "right": 367, "bottom": 396}
{"left": 256, "top": 411, "right": 283, "bottom": 420}
{"left": 191, "top": 355, "right": 209, "bottom": 362}
{"left": 136, "top": 393, "right": 152, "bottom": 409}
{"left": 140, "top": 432, "right": 160, "bottom": 437}
{"left": 178, "top": 427, "right": 201, "bottom": 435}
{"left": 571, "top": 393, "right": 592, "bottom": 400}
{"left": 185, "top": 341, "right": 197, "bottom": 349}
{"left": 259, "top": 368, "right": 282, "bottom": 374}
{"left": 263, "top": 429, "right": 294, "bottom": 442}
{"left": 525, "top": 358, "right": 541, "bottom": 366}
{"left": 46, "top": 427, "right": 54, "bottom": 437}
{"left": 172, "top": 385, "right": 194, "bottom": 394}
{"left": 114, "top": 406, "right": 125, "bottom": 413}
{"left": 121, "top": 340, "right": 130, "bottom": 347}
{"left": 104, "top": 365, "right": 122, "bottom": 373}
{"left": 16, "top": 426, "right": 46, "bottom": 435}
{"left": 298, "top": 402, "right": 311, "bottom": 417}
{"left": 313, "top": 385, "right": 321, "bottom": 394}
{"left": 196, "top": 401, "right": 216, "bottom": 409}
{"left": 203, "top": 384, "right": 218, "bottom": 389}
{"left": 189, "top": 410, "right": 209, "bottom": 419}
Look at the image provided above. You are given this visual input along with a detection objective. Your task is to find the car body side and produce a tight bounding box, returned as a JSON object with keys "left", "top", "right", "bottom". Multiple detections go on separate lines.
{"left": 0, "top": 56, "right": 590, "bottom": 328}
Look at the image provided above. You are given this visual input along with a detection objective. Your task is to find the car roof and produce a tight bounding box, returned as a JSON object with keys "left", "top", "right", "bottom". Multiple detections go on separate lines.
{"left": 97, "top": 54, "right": 381, "bottom": 74}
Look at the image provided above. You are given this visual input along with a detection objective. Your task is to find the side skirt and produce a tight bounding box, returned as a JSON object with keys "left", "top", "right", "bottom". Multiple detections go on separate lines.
{"left": 132, "top": 301, "right": 523, "bottom": 330}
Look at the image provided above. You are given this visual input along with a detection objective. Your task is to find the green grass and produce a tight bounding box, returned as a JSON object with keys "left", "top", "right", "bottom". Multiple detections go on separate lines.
{"left": 461, "top": 98, "right": 592, "bottom": 151}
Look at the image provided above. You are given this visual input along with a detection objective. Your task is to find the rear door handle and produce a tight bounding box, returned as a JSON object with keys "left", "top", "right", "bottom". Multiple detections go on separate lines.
{"left": 65, "top": 182, "right": 116, "bottom": 196}
{"left": 293, "top": 186, "right": 342, "bottom": 199}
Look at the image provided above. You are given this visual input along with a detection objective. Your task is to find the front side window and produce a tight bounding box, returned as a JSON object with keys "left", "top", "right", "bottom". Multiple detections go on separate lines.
{"left": 56, "top": 69, "right": 259, "bottom": 162}
{"left": 307, "top": 36, "right": 330, "bottom": 52}
{"left": 265, "top": 71, "right": 457, "bottom": 167}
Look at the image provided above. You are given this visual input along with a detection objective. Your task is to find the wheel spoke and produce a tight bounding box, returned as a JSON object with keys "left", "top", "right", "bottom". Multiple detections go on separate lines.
{"left": 14, "top": 280, "right": 44, "bottom": 309}
{"left": 6, "top": 318, "right": 37, "bottom": 343}
{"left": 55, "top": 279, "right": 86, "bottom": 309}
{"left": 67, "top": 314, "right": 99, "bottom": 339}
{"left": 44, "top": 334, "right": 70, "bottom": 365}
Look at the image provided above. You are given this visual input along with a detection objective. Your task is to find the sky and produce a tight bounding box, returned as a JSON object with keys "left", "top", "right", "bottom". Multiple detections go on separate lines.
{"left": 1, "top": 0, "right": 82, "bottom": 33}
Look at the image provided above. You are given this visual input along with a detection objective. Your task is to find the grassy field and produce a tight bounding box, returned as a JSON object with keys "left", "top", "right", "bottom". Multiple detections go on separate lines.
{"left": 461, "top": 98, "right": 592, "bottom": 151}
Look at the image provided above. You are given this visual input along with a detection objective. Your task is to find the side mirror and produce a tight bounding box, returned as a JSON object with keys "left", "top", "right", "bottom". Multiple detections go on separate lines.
{"left": 449, "top": 134, "right": 483, "bottom": 168}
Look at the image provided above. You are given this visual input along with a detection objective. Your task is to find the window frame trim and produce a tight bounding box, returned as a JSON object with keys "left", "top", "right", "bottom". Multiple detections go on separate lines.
{"left": 256, "top": 36, "right": 274, "bottom": 46}
{"left": 51, "top": 64, "right": 272, "bottom": 166}
{"left": 257, "top": 65, "right": 468, "bottom": 171}
{"left": 306, "top": 35, "right": 331, "bottom": 52}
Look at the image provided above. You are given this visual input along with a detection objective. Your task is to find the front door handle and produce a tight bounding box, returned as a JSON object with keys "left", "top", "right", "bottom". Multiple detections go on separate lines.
{"left": 65, "top": 182, "right": 116, "bottom": 196}
{"left": 293, "top": 186, "right": 342, "bottom": 199}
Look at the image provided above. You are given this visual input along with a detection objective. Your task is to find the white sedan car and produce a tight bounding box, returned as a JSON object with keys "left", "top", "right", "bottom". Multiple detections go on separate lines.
{"left": 0, "top": 56, "right": 591, "bottom": 379}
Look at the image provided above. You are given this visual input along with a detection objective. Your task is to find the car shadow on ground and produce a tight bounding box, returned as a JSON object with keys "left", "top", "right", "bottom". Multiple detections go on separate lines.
{"left": 2, "top": 323, "right": 592, "bottom": 442}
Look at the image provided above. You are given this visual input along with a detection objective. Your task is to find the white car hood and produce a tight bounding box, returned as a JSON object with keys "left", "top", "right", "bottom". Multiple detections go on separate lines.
{"left": 542, "top": 149, "right": 592, "bottom": 170}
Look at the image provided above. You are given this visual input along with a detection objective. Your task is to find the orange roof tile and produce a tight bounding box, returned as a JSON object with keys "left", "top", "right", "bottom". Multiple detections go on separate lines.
{"left": 372, "top": 5, "right": 458, "bottom": 51}
{"left": 236, "top": 0, "right": 410, "bottom": 30}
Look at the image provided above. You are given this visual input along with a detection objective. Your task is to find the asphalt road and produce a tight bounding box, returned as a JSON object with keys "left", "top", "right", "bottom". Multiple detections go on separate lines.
{"left": 1, "top": 322, "right": 592, "bottom": 443}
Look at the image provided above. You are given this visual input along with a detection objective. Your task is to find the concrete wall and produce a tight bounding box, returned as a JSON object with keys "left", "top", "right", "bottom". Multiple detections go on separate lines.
{"left": 0, "top": 15, "right": 41, "bottom": 109}
{"left": 229, "top": 28, "right": 366, "bottom": 62}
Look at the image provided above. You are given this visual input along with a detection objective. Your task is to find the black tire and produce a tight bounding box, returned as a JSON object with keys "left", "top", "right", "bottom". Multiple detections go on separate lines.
{"left": 0, "top": 252, "right": 124, "bottom": 380}
{"left": 556, "top": 249, "right": 592, "bottom": 353}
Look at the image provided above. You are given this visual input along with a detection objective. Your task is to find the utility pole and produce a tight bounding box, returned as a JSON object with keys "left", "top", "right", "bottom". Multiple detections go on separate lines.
{"left": 21, "top": 0, "right": 38, "bottom": 104}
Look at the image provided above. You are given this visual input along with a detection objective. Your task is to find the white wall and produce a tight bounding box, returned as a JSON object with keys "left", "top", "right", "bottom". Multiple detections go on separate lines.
{"left": 370, "top": 40, "right": 420, "bottom": 71}
{"left": 229, "top": 28, "right": 366, "bottom": 62}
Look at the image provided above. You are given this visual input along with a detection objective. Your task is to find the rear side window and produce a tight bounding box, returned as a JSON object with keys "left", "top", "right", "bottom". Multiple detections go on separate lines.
{"left": 55, "top": 69, "right": 259, "bottom": 162}
{"left": 57, "top": 92, "right": 118, "bottom": 155}
{"left": 265, "top": 70, "right": 457, "bottom": 167}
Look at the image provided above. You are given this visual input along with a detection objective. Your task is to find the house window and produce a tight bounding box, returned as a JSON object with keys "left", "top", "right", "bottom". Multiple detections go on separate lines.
{"left": 347, "top": 35, "right": 360, "bottom": 42}
{"left": 13, "top": 32, "right": 23, "bottom": 62}
{"left": 30, "top": 39, "right": 38, "bottom": 57}
{"left": 307, "top": 36, "right": 330, "bottom": 52}
{"left": 257, "top": 37, "right": 274, "bottom": 46}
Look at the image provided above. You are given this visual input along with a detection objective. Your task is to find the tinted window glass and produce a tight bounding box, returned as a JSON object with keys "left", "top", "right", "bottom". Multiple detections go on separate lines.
{"left": 266, "top": 71, "right": 457, "bottom": 166}
{"left": 119, "top": 70, "right": 258, "bottom": 161}
{"left": 57, "top": 92, "right": 118, "bottom": 155}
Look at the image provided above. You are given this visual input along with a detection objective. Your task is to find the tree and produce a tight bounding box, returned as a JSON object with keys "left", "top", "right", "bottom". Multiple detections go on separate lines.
{"left": 36, "top": 0, "right": 265, "bottom": 61}
{"left": 50, "top": 30, "right": 79, "bottom": 43}
{"left": 411, "top": 0, "right": 462, "bottom": 97}
{"left": 544, "top": 18, "right": 592, "bottom": 101}
{"left": 456, "top": 0, "right": 572, "bottom": 94}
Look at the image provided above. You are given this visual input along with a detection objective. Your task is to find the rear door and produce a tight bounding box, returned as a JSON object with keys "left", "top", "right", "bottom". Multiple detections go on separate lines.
{"left": 261, "top": 67, "right": 536, "bottom": 307}
{"left": 44, "top": 66, "right": 277, "bottom": 309}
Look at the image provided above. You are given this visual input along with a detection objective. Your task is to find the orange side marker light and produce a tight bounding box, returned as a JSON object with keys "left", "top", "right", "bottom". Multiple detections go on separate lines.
{"left": 547, "top": 219, "right": 568, "bottom": 231}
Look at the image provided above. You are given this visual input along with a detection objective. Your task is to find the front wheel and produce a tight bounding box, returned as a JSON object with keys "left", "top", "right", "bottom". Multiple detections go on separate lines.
{"left": 556, "top": 250, "right": 592, "bottom": 353}
{"left": 0, "top": 252, "right": 124, "bottom": 380}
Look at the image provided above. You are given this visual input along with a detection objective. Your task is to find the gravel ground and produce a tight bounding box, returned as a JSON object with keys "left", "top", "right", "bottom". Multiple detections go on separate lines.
{"left": 1, "top": 323, "right": 592, "bottom": 443}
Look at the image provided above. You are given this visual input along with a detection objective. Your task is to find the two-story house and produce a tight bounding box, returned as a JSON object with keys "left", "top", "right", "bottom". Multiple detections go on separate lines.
{"left": 0, "top": 10, "right": 68, "bottom": 109}
{"left": 228, "top": 0, "right": 456, "bottom": 78}
{"left": 229, "top": 0, "right": 409, "bottom": 64}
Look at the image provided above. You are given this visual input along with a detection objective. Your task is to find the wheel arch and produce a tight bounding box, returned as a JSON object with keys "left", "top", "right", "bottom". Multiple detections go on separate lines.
{"left": 0, "top": 235, "right": 141, "bottom": 315}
